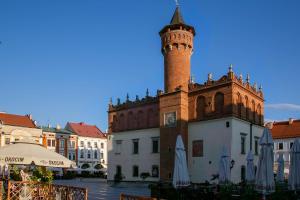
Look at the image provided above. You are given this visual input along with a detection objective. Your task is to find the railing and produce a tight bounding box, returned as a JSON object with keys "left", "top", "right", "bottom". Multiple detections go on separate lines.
{"left": 120, "top": 193, "right": 158, "bottom": 200}
{"left": 52, "top": 184, "right": 88, "bottom": 200}
{"left": 6, "top": 181, "right": 87, "bottom": 200}
{"left": 0, "top": 181, "right": 2, "bottom": 200}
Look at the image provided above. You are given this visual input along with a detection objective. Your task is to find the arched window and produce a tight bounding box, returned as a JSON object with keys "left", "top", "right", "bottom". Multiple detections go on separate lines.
{"left": 196, "top": 96, "right": 206, "bottom": 120}
{"left": 237, "top": 93, "right": 242, "bottom": 117}
{"left": 137, "top": 110, "right": 145, "bottom": 129}
{"left": 245, "top": 96, "right": 249, "bottom": 120}
{"left": 119, "top": 113, "right": 125, "bottom": 130}
{"left": 127, "top": 111, "right": 135, "bottom": 130}
{"left": 214, "top": 92, "right": 224, "bottom": 114}
{"left": 112, "top": 115, "right": 117, "bottom": 131}
{"left": 147, "top": 109, "right": 155, "bottom": 127}
{"left": 252, "top": 100, "right": 256, "bottom": 123}
{"left": 257, "top": 104, "right": 262, "bottom": 124}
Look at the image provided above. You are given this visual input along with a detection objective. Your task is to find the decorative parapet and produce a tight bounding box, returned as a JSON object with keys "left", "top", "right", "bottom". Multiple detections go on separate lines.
{"left": 189, "top": 67, "right": 263, "bottom": 99}
{"left": 108, "top": 93, "right": 159, "bottom": 112}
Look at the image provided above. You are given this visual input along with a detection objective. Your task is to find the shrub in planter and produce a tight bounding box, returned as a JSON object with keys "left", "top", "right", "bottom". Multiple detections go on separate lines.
{"left": 140, "top": 172, "right": 150, "bottom": 181}
{"left": 81, "top": 164, "right": 90, "bottom": 169}
{"left": 10, "top": 166, "right": 22, "bottom": 181}
{"left": 31, "top": 167, "right": 53, "bottom": 183}
{"left": 114, "top": 172, "right": 124, "bottom": 183}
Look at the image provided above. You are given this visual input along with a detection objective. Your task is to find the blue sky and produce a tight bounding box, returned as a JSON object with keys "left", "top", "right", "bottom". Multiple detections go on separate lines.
{"left": 0, "top": 0, "right": 299, "bottom": 131}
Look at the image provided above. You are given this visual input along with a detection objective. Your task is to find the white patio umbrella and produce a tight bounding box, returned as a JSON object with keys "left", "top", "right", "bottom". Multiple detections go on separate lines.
{"left": 0, "top": 138, "right": 76, "bottom": 168}
{"left": 255, "top": 128, "right": 275, "bottom": 196}
{"left": 172, "top": 135, "right": 190, "bottom": 188}
{"left": 246, "top": 150, "right": 255, "bottom": 183}
{"left": 288, "top": 139, "right": 300, "bottom": 190}
{"left": 218, "top": 146, "right": 231, "bottom": 184}
{"left": 276, "top": 153, "right": 284, "bottom": 182}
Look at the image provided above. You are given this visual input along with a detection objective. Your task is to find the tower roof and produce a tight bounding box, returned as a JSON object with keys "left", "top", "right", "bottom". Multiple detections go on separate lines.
{"left": 159, "top": 7, "right": 195, "bottom": 36}
{"left": 170, "top": 6, "right": 185, "bottom": 25}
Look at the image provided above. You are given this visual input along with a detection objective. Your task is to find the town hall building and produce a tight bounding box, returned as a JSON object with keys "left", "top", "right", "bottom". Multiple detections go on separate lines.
{"left": 107, "top": 7, "right": 264, "bottom": 183}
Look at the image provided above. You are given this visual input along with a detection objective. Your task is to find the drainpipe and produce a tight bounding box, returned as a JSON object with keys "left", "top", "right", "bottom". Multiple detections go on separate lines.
{"left": 250, "top": 123, "right": 253, "bottom": 151}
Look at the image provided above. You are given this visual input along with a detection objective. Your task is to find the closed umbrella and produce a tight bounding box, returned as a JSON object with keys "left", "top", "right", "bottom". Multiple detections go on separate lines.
{"left": 219, "top": 146, "right": 231, "bottom": 184}
{"left": 246, "top": 150, "right": 255, "bottom": 183}
{"left": 288, "top": 139, "right": 300, "bottom": 190}
{"left": 255, "top": 128, "right": 275, "bottom": 197}
{"left": 173, "top": 135, "right": 190, "bottom": 188}
{"left": 276, "top": 153, "right": 284, "bottom": 182}
{"left": 0, "top": 138, "right": 76, "bottom": 168}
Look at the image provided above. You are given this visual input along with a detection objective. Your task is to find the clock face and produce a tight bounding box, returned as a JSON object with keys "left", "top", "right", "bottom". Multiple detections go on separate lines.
{"left": 164, "top": 112, "right": 176, "bottom": 127}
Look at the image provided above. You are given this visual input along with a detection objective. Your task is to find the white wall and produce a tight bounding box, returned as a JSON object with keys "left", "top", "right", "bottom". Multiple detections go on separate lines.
{"left": 188, "top": 117, "right": 264, "bottom": 183}
{"left": 107, "top": 128, "right": 160, "bottom": 182}
{"left": 230, "top": 118, "right": 263, "bottom": 183}
{"left": 188, "top": 118, "right": 232, "bottom": 183}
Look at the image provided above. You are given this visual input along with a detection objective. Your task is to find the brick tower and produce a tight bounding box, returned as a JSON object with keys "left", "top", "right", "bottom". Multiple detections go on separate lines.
{"left": 159, "top": 6, "right": 195, "bottom": 93}
{"left": 159, "top": 7, "right": 195, "bottom": 181}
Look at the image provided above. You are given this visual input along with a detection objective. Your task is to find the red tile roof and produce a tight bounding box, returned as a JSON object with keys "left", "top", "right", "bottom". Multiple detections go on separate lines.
{"left": 0, "top": 113, "right": 37, "bottom": 128}
{"left": 270, "top": 119, "right": 300, "bottom": 139}
{"left": 66, "top": 122, "right": 106, "bottom": 138}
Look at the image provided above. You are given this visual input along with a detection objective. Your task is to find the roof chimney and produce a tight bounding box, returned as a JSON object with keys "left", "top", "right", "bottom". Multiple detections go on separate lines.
{"left": 289, "top": 118, "right": 294, "bottom": 125}
{"left": 265, "top": 121, "right": 274, "bottom": 129}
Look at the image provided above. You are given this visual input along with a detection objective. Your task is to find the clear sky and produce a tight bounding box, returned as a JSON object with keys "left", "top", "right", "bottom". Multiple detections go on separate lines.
{"left": 0, "top": 0, "right": 299, "bottom": 131}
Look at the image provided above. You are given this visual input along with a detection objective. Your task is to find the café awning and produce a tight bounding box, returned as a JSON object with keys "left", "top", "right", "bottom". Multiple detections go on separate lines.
{"left": 0, "top": 138, "right": 76, "bottom": 168}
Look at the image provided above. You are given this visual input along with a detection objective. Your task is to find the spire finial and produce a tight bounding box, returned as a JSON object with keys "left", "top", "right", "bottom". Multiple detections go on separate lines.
{"left": 146, "top": 88, "right": 149, "bottom": 97}
{"left": 174, "top": 0, "right": 180, "bottom": 6}
{"left": 208, "top": 73, "right": 213, "bottom": 81}
{"left": 229, "top": 64, "right": 233, "bottom": 72}
{"left": 109, "top": 97, "right": 113, "bottom": 105}
{"left": 246, "top": 74, "right": 250, "bottom": 83}
{"left": 126, "top": 93, "right": 129, "bottom": 102}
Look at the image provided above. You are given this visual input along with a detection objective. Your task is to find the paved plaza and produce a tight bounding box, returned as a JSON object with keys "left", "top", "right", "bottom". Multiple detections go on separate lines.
{"left": 54, "top": 178, "right": 151, "bottom": 200}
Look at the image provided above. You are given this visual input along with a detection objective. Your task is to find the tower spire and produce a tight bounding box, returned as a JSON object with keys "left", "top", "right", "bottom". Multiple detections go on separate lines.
{"left": 170, "top": 6, "right": 184, "bottom": 25}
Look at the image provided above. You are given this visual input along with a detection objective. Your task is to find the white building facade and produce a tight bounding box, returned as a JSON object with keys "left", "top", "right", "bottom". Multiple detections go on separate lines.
{"left": 189, "top": 117, "right": 263, "bottom": 183}
{"left": 0, "top": 113, "right": 42, "bottom": 146}
{"left": 107, "top": 128, "right": 160, "bottom": 182}
{"left": 66, "top": 122, "right": 107, "bottom": 173}
{"left": 268, "top": 119, "right": 300, "bottom": 176}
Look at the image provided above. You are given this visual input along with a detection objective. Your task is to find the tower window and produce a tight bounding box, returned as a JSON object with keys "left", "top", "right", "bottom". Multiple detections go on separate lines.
{"left": 133, "top": 165, "right": 139, "bottom": 177}
{"left": 152, "top": 165, "right": 159, "bottom": 178}
{"left": 133, "top": 139, "right": 139, "bottom": 154}
{"left": 152, "top": 137, "right": 159, "bottom": 153}
{"left": 241, "top": 135, "right": 246, "bottom": 154}
{"left": 241, "top": 165, "right": 246, "bottom": 182}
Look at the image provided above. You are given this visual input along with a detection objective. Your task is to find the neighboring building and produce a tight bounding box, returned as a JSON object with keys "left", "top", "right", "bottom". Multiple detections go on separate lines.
{"left": 42, "top": 125, "right": 78, "bottom": 163}
{"left": 0, "top": 112, "right": 42, "bottom": 146}
{"left": 66, "top": 122, "right": 107, "bottom": 173}
{"left": 107, "top": 7, "right": 264, "bottom": 183}
{"left": 268, "top": 118, "right": 300, "bottom": 176}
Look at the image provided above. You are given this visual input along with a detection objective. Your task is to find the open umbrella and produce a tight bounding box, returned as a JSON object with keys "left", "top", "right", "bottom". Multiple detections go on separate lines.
{"left": 0, "top": 138, "right": 76, "bottom": 168}
{"left": 288, "top": 139, "right": 300, "bottom": 190}
{"left": 276, "top": 153, "right": 284, "bottom": 182}
{"left": 219, "top": 146, "right": 231, "bottom": 184}
{"left": 246, "top": 150, "right": 255, "bottom": 183}
{"left": 173, "top": 135, "right": 190, "bottom": 188}
{"left": 255, "top": 128, "right": 275, "bottom": 197}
